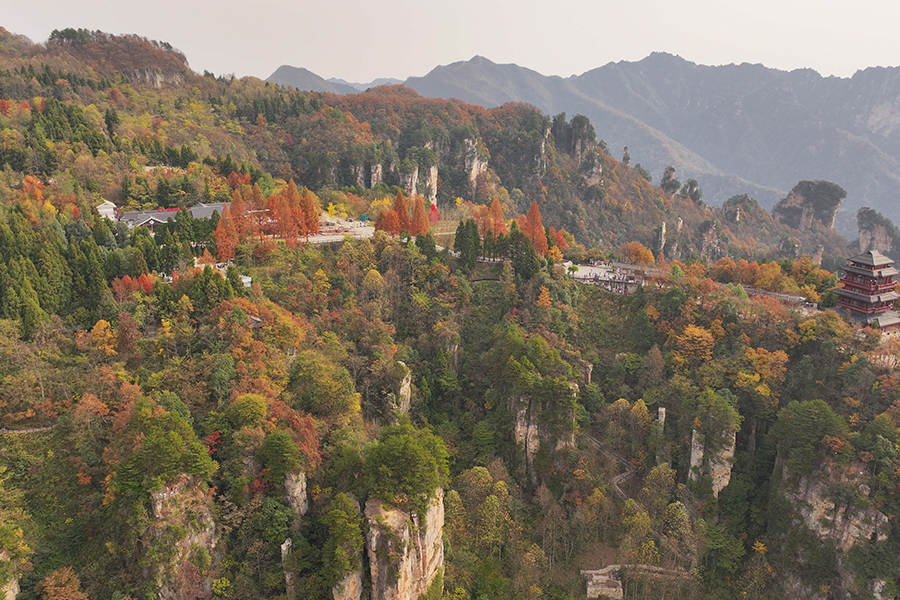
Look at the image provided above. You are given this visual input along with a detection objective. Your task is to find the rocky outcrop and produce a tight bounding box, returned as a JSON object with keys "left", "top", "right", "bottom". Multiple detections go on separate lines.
{"left": 655, "top": 222, "right": 666, "bottom": 256}
{"left": 697, "top": 221, "right": 727, "bottom": 262}
{"left": 514, "top": 404, "right": 541, "bottom": 469}
{"left": 281, "top": 538, "right": 296, "bottom": 595}
{"left": 365, "top": 489, "right": 444, "bottom": 600}
{"left": 333, "top": 569, "right": 364, "bottom": 600}
{"left": 513, "top": 384, "right": 578, "bottom": 476}
{"left": 131, "top": 69, "right": 185, "bottom": 87}
{"left": 772, "top": 180, "right": 845, "bottom": 231}
{"left": 285, "top": 471, "right": 308, "bottom": 516}
{"left": 395, "top": 362, "right": 412, "bottom": 416}
{"left": 857, "top": 206, "right": 900, "bottom": 253}
{"left": 425, "top": 165, "right": 438, "bottom": 203}
{"left": 400, "top": 165, "right": 419, "bottom": 197}
{"left": 687, "top": 429, "right": 735, "bottom": 498}
{"left": 780, "top": 461, "right": 890, "bottom": 599}
{"left": 580, "top": 146, "right": 603, "bottom": 187}
{"left": 149, "top": 475, "right": 218, "bottom": 600}
{"left": 0, "top": 550, "right": 19, "bottom": 600}
{"left": 464, "top": 139, "right": 487, "bottom": 190}
{"left": 370, "top": 163, "right": 384, "bottom": 187}
{"left": 351, "top": 164, "right": 366, "bottom": 187}
{"left": 786, "top": 466, "right": 888, "bottom": 555}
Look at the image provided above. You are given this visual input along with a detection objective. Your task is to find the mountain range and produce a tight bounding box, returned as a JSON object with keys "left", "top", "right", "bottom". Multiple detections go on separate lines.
{"left": 269, "top": 54, "right": 900, "bottom": 236}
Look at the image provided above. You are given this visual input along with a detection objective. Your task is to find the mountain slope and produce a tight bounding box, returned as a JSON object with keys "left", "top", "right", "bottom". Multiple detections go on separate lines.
{"left": 327, "top": 76, "right": 403, "bottom": 91}
{"left": 404, "top": 56, "right": 786, "bottom": 208}
{"left": 267, "top": 64, "right": 358, "bottom": 94}
{"left": 403, "top": 54, "right": 900, "bottom": 231}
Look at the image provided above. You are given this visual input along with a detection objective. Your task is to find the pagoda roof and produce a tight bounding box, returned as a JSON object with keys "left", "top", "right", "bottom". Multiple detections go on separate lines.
{"left": 849, "top": 250, "right": 895, "bottom": 267}
{"left": 876, "top": 312, "right": 900, "bottom": 329}
{"left": 843, "top": 264, "right": 900, "bottom": 278}
{"left": 834, "top": 288, "right": 900, "bottom": 303}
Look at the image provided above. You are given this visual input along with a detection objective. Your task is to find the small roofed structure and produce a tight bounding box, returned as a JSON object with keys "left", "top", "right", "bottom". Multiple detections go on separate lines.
{"left": 96, "top": 200, "right": 117, "bottom": 221}
{"left": 835, "top": 250, "right": 900, "bottom": 333}
{"left": 119, "top": 203, "right": 225, "bottom": 232}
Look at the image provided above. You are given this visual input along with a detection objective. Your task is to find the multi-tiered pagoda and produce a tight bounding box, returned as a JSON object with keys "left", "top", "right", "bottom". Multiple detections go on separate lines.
{"left": 835, "top": 250, "right": 900, "bottom": 332}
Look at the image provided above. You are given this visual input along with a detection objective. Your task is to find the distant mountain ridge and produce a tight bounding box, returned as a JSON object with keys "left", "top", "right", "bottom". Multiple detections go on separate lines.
{"left": 327, "top": 77, "right": 403, "bottom": 91}
{"left": 267, "top": 65, "right": 359, "bottom": 94}
{"left": 268, "top": 54, "right": 900, "bottom": 234}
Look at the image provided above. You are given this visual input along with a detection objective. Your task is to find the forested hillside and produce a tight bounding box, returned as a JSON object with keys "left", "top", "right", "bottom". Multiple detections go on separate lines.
{"left": 2, "top": 27, "right": 900, "bottom": 600}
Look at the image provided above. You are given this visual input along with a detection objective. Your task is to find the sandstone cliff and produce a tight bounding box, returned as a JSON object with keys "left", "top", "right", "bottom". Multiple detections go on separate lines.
{"left": 365, "top": 489, "right": 444, "bottom": 600}
{"left": 772, "top": 180, "right": 845, "bottom": 232}
{"left": 149, "top": 474, "right": 218, "bottom": 600}
{"left": 779, "top": 461, "right": 889, "bottom": 599}
{"left": 687, "top": 429, "right": 735, "bottom": 498}
{"left": 857, "top": 206, "right": 900, "bottom": 254}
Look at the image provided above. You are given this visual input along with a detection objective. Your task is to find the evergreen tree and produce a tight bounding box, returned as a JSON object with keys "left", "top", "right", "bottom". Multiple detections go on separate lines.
{"left": 506, "top": 221, "right": 540, "bottom": 280}
{"left": 454, "top": 219, "right": 480, "bottom": 273}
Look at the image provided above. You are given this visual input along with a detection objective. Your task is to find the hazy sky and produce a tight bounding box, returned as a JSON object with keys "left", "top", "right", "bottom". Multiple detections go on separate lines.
{"left": 7, "top": 0, "right": 900, "bottom": 82}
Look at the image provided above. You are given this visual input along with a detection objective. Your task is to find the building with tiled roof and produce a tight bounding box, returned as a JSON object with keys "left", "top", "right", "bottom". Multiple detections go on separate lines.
{"left": 835, "top": 250, "right": 900, "bottom": 332}
{"left": 119, "top": 203, "right": 225, "bottom": 232}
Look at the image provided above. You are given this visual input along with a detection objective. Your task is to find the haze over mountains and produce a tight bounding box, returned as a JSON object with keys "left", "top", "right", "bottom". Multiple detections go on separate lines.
{"left": 269, "top": 54, "right": 900, "bottom": 234}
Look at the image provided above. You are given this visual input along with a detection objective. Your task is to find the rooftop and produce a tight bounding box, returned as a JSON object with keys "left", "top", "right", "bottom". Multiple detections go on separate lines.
{"left": 849, "top": 250, "right": 895, "bottom": 267}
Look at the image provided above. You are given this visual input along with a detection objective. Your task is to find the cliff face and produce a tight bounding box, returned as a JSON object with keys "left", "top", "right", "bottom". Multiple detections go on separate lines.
{"left": 779, "top": 462, "right": 889, "bottom": 599}
{"left": 772, "top": 180, "right": 845, "bottom": 232}
{"left": 687, "top": 429, "right": 735, "bottom": 498}
{"left": 365, "top": 489, "right": 444, "bottom": 600}
{"left": 512, "top": 385, "right": 577, "bottom": 476}
{"left": 333, "top": 569, "right": 364, "bottom": 600}
{"left": 148, "top": 474, "right": 218, "bottom": 600}
{"left": 285, "top": 471, "right": 309, "bottom": 516}
{"left": 857, "top": 206, "right": 900, "bottom": 253}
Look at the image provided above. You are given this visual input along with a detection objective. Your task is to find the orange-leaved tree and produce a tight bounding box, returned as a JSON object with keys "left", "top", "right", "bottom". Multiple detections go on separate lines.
{"left": 621, "top": 241, "right": 654, "bottom": 265}
{"left": 489, "top": 197, "right": 508, "bottom": 239}
{"left": 410, "top": 195, "right": 430, "bottom": 236}
{"left": 522, "top": 199, "right": 548, "bottom": 256}
{"left": 214, "top": 203, "right": 238, "bottom": 261}
{"left": 298, "top": 185, "right": 320, "bottom": 240}
{"left": 392, "top": 191, "right": 410, "bottom": 233}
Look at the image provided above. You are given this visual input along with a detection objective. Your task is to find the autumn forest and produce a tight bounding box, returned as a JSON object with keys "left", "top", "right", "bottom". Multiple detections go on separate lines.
{"left": 1, "top": 27, "right": 900, "bottom": 600}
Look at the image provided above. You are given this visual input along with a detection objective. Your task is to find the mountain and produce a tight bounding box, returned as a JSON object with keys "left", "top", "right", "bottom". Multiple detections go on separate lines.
{"left": 403, "top": 54, "right": 900, "bottom": 233}
{"left": 327, "top": 76, "right": 403, "bottom": 91}
{"left": 266, "top": 67, "right": 403, "bottom": 94}
{"left": 267, "top": 64, "right": 358, "bottom": 94}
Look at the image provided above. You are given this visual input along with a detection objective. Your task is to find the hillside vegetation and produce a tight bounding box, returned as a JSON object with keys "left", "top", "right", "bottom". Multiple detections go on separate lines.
{"left": 1, "top": 28, "right": 898, "bottom": 600}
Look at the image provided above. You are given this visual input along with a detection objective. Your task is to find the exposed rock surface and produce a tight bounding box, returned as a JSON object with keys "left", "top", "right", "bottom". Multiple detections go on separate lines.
{"left": 773, "top": 180, "right": 845, "bottom": 231}
{"left": 400, "top": 165, "right": 418, "bottom": 197}
{"left": 687, "top": 429, "right": 735, "bottom": 498}
{"left": 149, "top": 474, "right": 218, "bottom": 600}
{"left": 365, "top": 489, "right": 444, "bottom": 600}
{"left": 857, "top": 206, "right": 900, "bottom": 253}
{"left": 780, "top": 461, "right": 889, "bottom": 599}
{"left": 281, "top": 538, "right": 296, "bottom": 595}
{"left": 0, "top": 550, "right": 19, "bottom": 600}
{"left": 370, "top": 163, "right": 384, "bottom": 187}
{"left": 333, "top": 569, "right": 364, "bottom": 600}
{"left": 786, "top": 467, "right": 888, "bottom": 554}
{"left": 513, "top": 385, "right": 577, "bottom": 476}
{"left": 425, "top": 166, "right": 438, "bottom": 202}
{"left": 464, "top": 139, "right": 487, "bottom": 189}
{"left": 285, "top": 471, "right": 308, "bottom": 516}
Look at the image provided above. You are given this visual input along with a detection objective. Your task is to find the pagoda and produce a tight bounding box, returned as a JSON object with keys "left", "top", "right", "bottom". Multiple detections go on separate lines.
{"left": 834, "top": 250, "right": 900, "bottom": 332}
